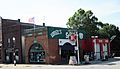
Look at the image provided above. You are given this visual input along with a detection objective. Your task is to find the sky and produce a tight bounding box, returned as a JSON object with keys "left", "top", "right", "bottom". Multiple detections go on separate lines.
{"left": 0, "top": 0, "right": 120, "bottom": 28}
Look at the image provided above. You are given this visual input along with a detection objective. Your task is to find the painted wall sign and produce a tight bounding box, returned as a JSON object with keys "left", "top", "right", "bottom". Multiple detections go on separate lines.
{"left": 50, "top": 30, "right": 62, "bottom": 38}
{"left": 48, "top": 27, "right": 86, "bottom": 39}
{"left": 48, "top": 27, "right": 68, "bottom": 39}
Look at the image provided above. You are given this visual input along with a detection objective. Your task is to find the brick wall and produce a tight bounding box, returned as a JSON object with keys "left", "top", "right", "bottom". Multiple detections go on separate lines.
{"left": 47, "top": 39, "right": 61, "bottom": 64}
{"left": 2, "top": 19, "right": 22, "bottom": 63}
{"left": 24, "top": 28, "right": 48, "bottom": 63}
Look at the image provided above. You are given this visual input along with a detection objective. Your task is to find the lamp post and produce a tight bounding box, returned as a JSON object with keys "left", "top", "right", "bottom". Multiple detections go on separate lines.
{"left": 13, "top": 37, "right": 16, "bottom": 66}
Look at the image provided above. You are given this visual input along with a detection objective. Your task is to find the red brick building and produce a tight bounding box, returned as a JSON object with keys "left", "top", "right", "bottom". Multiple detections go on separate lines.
{"left": 23, "top": 27, "right": 87, "bottom": 64}
{"left": 1, "top": 18, "right": 110, "bottom": 64}
{"left": 1, "top": 18, "right": 35, "bottom": 63}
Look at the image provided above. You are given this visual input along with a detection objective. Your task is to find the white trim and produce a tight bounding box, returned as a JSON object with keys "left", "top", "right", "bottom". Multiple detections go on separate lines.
{"left": 59, "top": 39, "right": 76, "bottom": 46}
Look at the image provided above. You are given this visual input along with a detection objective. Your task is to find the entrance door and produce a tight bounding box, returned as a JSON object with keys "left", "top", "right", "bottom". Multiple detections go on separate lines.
{"left": 5, "top": 50, "right": 14, "bottom": 64}
{"left": 61, "top": 43, "right": 75, "bottom": 64}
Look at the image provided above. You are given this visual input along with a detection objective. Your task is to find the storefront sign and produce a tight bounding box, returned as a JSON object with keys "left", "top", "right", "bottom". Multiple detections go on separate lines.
{"left": 48, "top": 27, "right": 68, "bottom": 39}
{"left": 50, "top": 30, "right": 62, "bottom": 38}
{"left": 48, "top": 27, "right": 86, "bottom": 39}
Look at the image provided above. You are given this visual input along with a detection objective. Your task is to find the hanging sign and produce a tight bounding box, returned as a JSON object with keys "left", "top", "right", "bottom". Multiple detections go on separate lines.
{"left": 69, "top": 33, "right": 77, "bottom": 41}
{"left": 79, "top": 33, "right": 83, "bottom": 39}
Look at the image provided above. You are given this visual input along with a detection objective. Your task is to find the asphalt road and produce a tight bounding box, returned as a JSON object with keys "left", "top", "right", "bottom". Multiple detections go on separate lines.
{"left": 1, "top": 57, "right": 120, "bottom": 69}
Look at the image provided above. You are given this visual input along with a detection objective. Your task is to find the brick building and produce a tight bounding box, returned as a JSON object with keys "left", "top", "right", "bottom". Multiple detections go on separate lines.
{"left": 1, "top": 18, "right": 110, "bottom": 64}
{"left": 1, "top": 18, "right": 36, "bottom": 63}
{"left": 1, "top": 18, "right": 88, "bottom": 64}
{"left": 23, "top": 26, "right": 87, "bottom": 64}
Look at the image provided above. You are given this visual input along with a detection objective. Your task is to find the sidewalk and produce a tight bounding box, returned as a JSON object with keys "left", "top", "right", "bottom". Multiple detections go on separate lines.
{"left": 0, "top": 57, "right": 120, "bottom": 67}
{"left": 88, "top": 57, "right": 120, "bottom": 65}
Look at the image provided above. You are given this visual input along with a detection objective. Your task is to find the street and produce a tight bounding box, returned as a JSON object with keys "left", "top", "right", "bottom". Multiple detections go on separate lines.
{"left": 1, "top": 57, "right": 120, "bottom": 69}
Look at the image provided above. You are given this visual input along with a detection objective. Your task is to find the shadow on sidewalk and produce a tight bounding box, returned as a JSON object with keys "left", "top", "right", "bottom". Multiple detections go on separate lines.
{"left": 88, "top": 57, "right": 120, "bottom": 65}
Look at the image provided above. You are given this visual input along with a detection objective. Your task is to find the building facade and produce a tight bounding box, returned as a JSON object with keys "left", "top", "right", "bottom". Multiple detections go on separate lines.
{"left": 1, "top": 18, "right": 34, "bottom": 63}
{"left": 1, "top": 18, "right": 110, "bottom": 64}
{"left": 0, "top": 17, "right": 2, "bottom": 63}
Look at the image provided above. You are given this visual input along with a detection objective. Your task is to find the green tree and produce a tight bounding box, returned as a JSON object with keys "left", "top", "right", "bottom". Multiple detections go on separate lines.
{"left": 66, "top": 8, "right": 119, "bottom": 38}
{"left": 98, "top": 23, "right": 119, "bottom": 38}
{"left": 66, "top": 8, "right": 98, "bottom": 36}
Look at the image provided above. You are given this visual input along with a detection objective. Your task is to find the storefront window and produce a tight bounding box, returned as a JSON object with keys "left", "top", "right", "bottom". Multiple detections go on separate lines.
{"left": 29, "top": 43, "right": 45, "bottom": 63}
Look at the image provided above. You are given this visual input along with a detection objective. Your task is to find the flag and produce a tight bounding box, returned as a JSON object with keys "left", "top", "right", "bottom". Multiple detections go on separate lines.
{"left": 28, "top": 17, "right": 35, "bottom": 23}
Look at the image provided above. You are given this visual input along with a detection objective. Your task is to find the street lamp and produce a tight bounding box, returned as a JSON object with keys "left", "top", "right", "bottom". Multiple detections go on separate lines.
{"left": 13, "top": 37, "right": 16, "bottom": 66}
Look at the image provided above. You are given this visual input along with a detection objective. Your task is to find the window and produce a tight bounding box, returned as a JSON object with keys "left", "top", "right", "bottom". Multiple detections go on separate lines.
{"left": 7, "top": 38, "right": 10, "bottom": 47}
{"left": 29, "top": 43, "right": 45, "bottom": 63}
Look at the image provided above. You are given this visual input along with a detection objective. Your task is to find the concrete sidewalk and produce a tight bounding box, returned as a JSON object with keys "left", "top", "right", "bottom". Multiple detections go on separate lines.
{"left": 88, "top": 57, "right": 120, "bottom": 65}
{"left": 0, "top": 57, "right": 120, "bottom": 67}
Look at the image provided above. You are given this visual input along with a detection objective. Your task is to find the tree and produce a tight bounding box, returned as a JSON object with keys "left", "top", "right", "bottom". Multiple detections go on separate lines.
{"left": 66, "top": 8, "right": 99, "bottom": 36}
{"left": 66, "top": 8, "right": 120, "bottom": 38}
{"left": 67, "top": 8, "right": 120, "bottom": 56}
{"left": 98, "top": 23, "right": 119, "bottom": 38}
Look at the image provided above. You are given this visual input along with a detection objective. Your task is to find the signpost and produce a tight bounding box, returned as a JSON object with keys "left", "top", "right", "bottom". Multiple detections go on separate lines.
{"left": 76, "top": 32, "right": 80, "bottom": 64}
{"left": 69, "top": 31, "right": 83, "bottom": 65}
{"left": 79, "top": 33, "right": 83, "bottom": 64}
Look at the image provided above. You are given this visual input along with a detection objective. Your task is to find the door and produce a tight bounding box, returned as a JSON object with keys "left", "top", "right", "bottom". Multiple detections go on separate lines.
{"left": 61, "top": 43, "right": 75, "bottom": 64}
{"left": 5, "top": 50, "right": 14, "bottom": 64}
